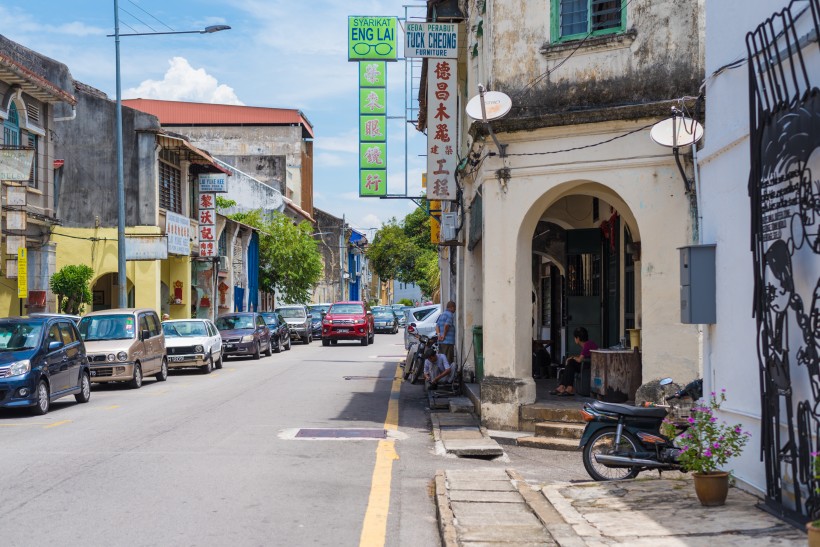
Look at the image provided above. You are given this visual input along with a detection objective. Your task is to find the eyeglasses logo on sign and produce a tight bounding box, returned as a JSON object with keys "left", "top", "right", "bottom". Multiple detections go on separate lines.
{"left": 348, "top": 16, "right": 398, "bottom": 61}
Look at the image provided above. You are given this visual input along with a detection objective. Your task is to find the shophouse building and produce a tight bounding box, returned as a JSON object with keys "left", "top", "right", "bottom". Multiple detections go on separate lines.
{"left": 427, "top": 1, "right": 706, "bottom": 429}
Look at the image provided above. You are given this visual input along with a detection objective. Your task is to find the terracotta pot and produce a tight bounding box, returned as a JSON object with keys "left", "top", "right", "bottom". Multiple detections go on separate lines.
{"left": 692, "top": 471, "right": 730, "bottom": 506}
{"left": 807, "top": 521, "right": 820, "bottom": 547}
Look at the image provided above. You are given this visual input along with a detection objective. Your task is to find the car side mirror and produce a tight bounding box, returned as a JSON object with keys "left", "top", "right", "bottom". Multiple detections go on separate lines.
{"left": 141, "top": 329, "right": 151, "bottom": 341}
{"left": 48, "top": 340, "right": 62, "bottom": 352}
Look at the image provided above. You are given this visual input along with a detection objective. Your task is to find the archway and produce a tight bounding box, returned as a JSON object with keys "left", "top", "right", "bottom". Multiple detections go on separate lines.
{"left": 90, "top": 273, "right": 134, "bottom": 312}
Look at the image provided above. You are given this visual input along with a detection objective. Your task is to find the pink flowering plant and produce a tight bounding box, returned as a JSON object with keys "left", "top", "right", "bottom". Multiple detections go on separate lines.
{"left": 660, "top": 389, "right": 751, "bottom": 474}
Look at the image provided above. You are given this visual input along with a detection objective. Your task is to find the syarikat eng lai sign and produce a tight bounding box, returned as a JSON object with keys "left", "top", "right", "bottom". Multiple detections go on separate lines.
{"left": 405, "top": 22, "right": 458, "bottom": 58}
{"left": 427, "top": 59, "right": 458, "bottom": 201}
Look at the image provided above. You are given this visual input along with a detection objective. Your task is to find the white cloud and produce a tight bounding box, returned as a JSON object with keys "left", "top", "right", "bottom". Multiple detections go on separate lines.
{"left": 315, "top": 129, "right": 359, "bottom": 154}
{"left": 315, "top": 152, "right": 350, "bottom": 167}
{"left": 361, "top": 213, "right": 383, "bottom": 230}
{"left": 124, "top": 57, "right": 243, "bottom": 104}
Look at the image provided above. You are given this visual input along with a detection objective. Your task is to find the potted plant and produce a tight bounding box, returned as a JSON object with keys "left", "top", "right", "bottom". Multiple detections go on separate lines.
{"left": 809, "top": 453, "right": 820, "bottom": 545}
{"left": 662, "top": 390, "right": 751, "bottom": 506}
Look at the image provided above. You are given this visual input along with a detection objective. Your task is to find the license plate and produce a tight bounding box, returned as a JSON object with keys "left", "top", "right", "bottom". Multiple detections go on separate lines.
{"left": 169, "top": 356, "right": 187, "bottom": 362}
{"left": 337, "top": 328, "right": 350, "bottom": 333}
{"left": 225, "top": 344, "right": 235, "bottom": 350}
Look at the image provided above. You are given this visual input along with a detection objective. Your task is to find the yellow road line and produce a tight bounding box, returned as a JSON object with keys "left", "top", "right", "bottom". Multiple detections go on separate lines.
{"left": 359, "top": 363, "right": 402, "bottom": 547}
{"left": 44, "top": 420, "right": 72, "bottom": 429}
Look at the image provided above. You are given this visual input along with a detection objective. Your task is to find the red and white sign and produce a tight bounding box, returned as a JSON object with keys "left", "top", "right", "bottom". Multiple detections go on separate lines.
{"left": 198, "top": 192, "right": 217, "bottom": 257}
{"left": 426, "top": 59, "right": 457, "bottom": 201}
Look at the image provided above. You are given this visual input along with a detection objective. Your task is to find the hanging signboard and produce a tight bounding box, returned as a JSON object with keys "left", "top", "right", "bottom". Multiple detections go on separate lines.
{"left": 0, "top": 149, "right": 35, "bottom": 181}
{"left": 404, "top": 22, "right": 458, "bottom": 59}
{"left": 125, "top": 237, "right": 168, "bottom": 260}
{"left": 198, "top": 173, "right": 228, "bottom": 193}
{"left": 165, "top": 211, "right": 191, "bottom": 256}
{"left": 358, "top": 60, "right": 388, "bottom": 197}
{"left": 348, "top": 16, "right": 398, "bottom": 61}
{"left": 426, "top": 59, "right": 458, "bottom": 201}
{"left": 198, "top": 192, "right": 217, "bottom": 257}
{"left": 17, "top": 248, "right": 27, "bottom": 299}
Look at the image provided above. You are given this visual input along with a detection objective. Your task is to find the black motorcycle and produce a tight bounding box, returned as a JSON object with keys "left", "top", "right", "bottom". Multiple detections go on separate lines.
{"left": 579, "top": 378, "right": 703, "bottom": 481}
{"left": 403, "top": 334, "right": 438, "bottom": 384}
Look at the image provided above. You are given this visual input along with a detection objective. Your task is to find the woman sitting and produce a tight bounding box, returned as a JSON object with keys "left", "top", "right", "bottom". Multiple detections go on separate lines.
{"left": 551, "top": 327, "right": 597, "bottom": 397}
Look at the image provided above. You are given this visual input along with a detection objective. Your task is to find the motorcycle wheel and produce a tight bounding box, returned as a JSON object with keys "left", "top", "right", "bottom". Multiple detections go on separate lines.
{"left": 410, "top": 355, "right": 423, "bottom": 385}
{"left": 582, "top": 428, "right": 642, "bottom": 481}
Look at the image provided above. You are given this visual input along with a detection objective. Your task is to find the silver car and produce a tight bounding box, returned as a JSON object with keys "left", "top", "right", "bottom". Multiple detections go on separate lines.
{"left": 403, "top": 304, "right": 440, "bottom": 350}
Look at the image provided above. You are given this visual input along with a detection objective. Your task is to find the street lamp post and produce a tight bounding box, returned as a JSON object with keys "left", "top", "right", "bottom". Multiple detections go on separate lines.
{"left": 112, "top": 0, "right": 229, "bottom": 307}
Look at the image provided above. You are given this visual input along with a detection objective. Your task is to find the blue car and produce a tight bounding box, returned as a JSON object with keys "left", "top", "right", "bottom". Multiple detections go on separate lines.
{"left": 0, "top": 316, "right": 91, "bottom": 415}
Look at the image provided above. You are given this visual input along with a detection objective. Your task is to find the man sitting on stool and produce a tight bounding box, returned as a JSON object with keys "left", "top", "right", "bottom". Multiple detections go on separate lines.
{"left": 423, "top": 348, "right": 453, "bottom": 388}
{"left": 551, "top": 327, "right": 598, "bottom": 397}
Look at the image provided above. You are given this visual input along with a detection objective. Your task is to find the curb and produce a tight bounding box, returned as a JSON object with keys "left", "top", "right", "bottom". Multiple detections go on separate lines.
{"left": 508, "top": 470, "right": 587, "bottom": 547}
{"left": 434, "top": 471, "right": 459, "bottom": 547}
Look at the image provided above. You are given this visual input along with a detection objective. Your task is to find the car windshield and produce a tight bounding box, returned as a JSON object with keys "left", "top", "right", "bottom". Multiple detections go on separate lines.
{"left": 0, "top": 322, "right": 43, "bottom": 351}
{"left": 79, "top": 315, "right": 136, "bottom": 341}
{"left": 277, "top": 308, "right": 306, "bottom": 319}
{"left": 260, "top": 313, "right": 278, "bottom": 325}
{"left": 374, "top": 310, "right": 393, "bottom": 317}
{"left": 329, "top": 304, "right": 364, "bottom": 315}
{"left": 310, "top": 312, "right": 323, "bottom": 320}
{"left": 215, "top": 316, "right": 255, "bottom": 330}
{"left": 162, "top": 321, "right": 208, "bottom": 337}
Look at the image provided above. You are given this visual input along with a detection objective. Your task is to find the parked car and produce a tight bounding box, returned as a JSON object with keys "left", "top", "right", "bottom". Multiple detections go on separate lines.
{"left": 260, "top": 312, "right": 292, "bottom": 352}
{"left": 215, "top": 313, "right": 272, "bottom": 360}
{"left": 321, "top": 301, "right": 375, "bottom": 346}
{"left": 404, "top": 304, "right": 440, "bottom": 350}
{"left": 29, "top": 313, "right": 82, "bottom": 325}
{"left": 78, "top": 309, "right": 167, "bottom": 389}
{"left": 308, "top": 310, "right": 324, "bottom": 339}
{"left": 371, "top": 306, "right": 399, "bottom": 334}
{"left": 276, "top": 305, "right": 312, "bottom": 344}
{"left": 0, "top": 316, "right": 91, "bottom": 415}
{"left": 392, "top": 305, "right": 411, "bottom": 327}
{"left": 162, "top": 319, "right": 223, "bottom": 374}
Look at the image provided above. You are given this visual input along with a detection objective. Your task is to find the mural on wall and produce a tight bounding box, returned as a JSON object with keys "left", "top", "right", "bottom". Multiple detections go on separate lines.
{"left": 748, "top": 0, "right": 820, "bottom": 524}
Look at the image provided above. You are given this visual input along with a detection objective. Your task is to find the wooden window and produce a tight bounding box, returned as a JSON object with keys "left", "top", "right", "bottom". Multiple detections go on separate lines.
{"left": 3, "top": 103, "right": 19, "bottom": 146}
{"left": 28, "top": 134, "right": 38, "bottom": 188}
{"left": 159, "top": 148, "right": 182, "bottom": 214}
{"left": 552, "top": 0, "right": 625, "bottom": 43}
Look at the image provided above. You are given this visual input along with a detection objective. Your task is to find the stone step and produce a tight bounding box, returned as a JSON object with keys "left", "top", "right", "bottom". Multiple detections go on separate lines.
{"left": 521, "top": 405, "right": 586, "bottom": 424}
{"left": 534, "top": 421, "right": 585, "bottom": 440}
{"left": 516, "top": 436, "right": 581, "bottom": 452}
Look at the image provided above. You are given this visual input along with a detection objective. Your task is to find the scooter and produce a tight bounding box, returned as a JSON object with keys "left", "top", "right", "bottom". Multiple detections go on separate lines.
{"left": 403, "top": 334, "right": 438, "bottom": 384}
{"left": 579, "top": 378, "right": 703, "bottom": 481}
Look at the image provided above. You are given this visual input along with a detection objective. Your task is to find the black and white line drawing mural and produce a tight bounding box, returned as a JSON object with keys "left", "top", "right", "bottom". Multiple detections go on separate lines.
{"left": 748, "top": 0, "right": 820, "bottom": 524}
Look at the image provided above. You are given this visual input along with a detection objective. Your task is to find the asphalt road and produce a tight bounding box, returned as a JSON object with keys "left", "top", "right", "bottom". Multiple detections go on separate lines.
{"left": 0, "top": 332, "right": 588, "bottom": 547}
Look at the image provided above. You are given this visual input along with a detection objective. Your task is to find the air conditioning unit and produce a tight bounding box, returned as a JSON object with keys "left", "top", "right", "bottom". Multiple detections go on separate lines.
{"left": 218, "top": 255, "right": 230, "bottom": 271}
{"left": 441, "top": 212, "right": 458, "bottom": 243}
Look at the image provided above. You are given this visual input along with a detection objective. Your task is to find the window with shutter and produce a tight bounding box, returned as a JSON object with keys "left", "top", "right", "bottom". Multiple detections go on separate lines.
{"left": 553, "top": 0, "right": 625, "bottom": 42}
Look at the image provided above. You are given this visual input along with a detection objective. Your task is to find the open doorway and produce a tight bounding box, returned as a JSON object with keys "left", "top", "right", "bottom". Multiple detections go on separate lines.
{"left": 91, "top": 273, "right": 134, "bottom": 311}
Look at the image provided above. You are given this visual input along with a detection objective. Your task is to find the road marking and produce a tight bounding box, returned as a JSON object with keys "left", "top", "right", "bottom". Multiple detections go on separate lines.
{"left": 43, "top": 420, "right": 72, "bottom": 429}
{"left": 359, "top": 363, "right": 402, "bottom": 547}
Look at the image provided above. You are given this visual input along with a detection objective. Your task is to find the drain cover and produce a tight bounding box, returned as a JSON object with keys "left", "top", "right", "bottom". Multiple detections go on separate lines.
{"left": 295, "top": 428, "right": 387, "bottom": 439}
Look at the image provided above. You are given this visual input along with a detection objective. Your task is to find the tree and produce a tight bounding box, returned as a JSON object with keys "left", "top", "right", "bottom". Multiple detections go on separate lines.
{"left": 229, "top": 210, "right": 322, "bottom": 304}
{"left": 50, "top": 265, "right": 94, "bottom": 315}
{"left": 398, "top": 298, "right": 414, "bottom": 306}
{"left": 366, "top": 220, "right": 418, "bottom": 282}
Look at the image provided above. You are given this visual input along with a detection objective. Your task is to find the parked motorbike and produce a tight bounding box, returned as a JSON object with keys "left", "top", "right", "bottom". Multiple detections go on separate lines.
{"left": 403, "top": 334, "right": 438, "bottom": 384}
{"left": 579, "top": 378, "right": 703, "bottom": 481}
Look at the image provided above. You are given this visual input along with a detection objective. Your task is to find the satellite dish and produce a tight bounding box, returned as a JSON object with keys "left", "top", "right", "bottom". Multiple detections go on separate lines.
{"left": 650, "top": 116, "right": 704, "bottom": 148}
{"left": 466, "top": 91, "right": 512, "bottom": 121}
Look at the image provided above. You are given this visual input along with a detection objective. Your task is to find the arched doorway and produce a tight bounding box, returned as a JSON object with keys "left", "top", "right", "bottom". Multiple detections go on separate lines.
{"left": 90, "top": 273, "right": 134, "bottom": 312}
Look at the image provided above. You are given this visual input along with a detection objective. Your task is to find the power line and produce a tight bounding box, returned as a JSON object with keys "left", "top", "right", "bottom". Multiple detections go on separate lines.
{"left": 504, "top": 121, "right": 656, "bottom": 157}
{"left": 119, "top": 7, "right": 158, "bottom": 33}
{"left": 127, "top": 0, "right": 175, "bottom": 31}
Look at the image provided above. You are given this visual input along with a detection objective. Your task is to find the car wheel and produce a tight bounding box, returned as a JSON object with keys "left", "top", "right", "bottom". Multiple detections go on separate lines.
{"left": 393, "top": 325, "right": 399, "bottom": 334}
{"left": 331, "top": 340, "right": 338, "bottom": 345}
{"left": 215, "top": 355, "right": 223, "bottom": 370}
{"left": 286, "top": 337, "right": 292, "bottom": 351}
{"left": 31, "top": 379, "right": 50, "bottom": 415}
{"left": 264, "top": 339, "right": 273, "bottom": 357}
{"left": 202, "top": 354, "right": 213, "bottom": 374}
{"left": 273, "top": 337, "right": 282, "bottom": 353}
{"left": 301, "top": 333, "right": 310, "bottom": 344}
{"left": 322, "top": 339, "right": 330, "bottom": 346}
{"left": 75, "top": 372, "right": 91, "bottom": 403}
{"left": 308, "top": 334, "right": 313, "bottom": 344}
{"left": 129, "top": 363, "right": 143, "bottom": 389}
{"left": 361, "top": 336, "right": 368, "bottom": 346}
{"left": 155, "top": 359, "right": 168, "bottom": 382}
{"left": 253, "top": 341, "right": 261, "bottom": 360}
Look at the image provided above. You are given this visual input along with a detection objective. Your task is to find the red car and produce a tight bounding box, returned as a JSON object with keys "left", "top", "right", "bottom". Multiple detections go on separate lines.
{"left": 321, "top": 301, "right": 375, "bottom": 346}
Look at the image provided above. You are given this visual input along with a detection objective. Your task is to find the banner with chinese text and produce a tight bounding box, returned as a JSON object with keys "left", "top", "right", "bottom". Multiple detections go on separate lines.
{"left": 359, "top": 60, "right": 388, "bottom": 197}
{"left": 426, "top": 59, "right": 457, "bottom": 201}
{"left": 198, "top": 193, "right": 217, "bottom": 257}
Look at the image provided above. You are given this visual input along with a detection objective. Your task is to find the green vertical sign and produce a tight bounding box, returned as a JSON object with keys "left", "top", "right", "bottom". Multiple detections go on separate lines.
{"left": 348, "top": 17, "right": 398, "bottom": 61}
{"left": 357, "top": 60, "right": 387, "bottom": 197}
{"left": 359, "top": 61, "right": 386, "bottom": 87}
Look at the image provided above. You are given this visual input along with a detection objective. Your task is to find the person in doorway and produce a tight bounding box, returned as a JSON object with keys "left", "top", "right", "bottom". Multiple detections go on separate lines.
{"left": 551, "top": 327, "right": 598, "bottom": 396}
{"left": 436, "top": 301, "right": 456, "bottom": 364}
{"left": 423, "top": 348, "right": 453, "bottom": 388}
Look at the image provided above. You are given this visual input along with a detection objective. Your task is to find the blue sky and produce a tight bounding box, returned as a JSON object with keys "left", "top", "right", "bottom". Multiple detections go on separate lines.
{"left": 1, "top": 0, "right": 428, "bottom": 235}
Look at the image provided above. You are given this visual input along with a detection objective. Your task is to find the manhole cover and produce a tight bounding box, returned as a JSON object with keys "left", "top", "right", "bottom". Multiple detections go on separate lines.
{"left": 294, "top": 428, "right": 387, "bottom": 439}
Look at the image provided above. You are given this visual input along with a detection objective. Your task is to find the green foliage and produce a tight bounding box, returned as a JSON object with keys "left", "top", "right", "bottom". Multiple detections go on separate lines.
{"left": 216, "top": 196, "right": 237, "bottom": 211}
{"left": 661, "top": 391, "right": 751, "bottom": 474}
{"left": 228, "top": 210, "right": 322, "bottom": 304}
{"left": 50, "top": 265, "right": 94, "bottom": 315}
{"left": 398, "top": 298, "right": 414, "bottom": 306}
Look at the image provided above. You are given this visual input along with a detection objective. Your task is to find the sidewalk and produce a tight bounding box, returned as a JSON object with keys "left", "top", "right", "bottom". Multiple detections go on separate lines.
{"left": 434, "top": 470, "right": 806, "bottom": 546}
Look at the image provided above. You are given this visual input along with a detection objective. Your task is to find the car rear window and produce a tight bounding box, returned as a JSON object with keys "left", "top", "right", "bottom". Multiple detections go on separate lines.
{"left": 412, "top": 308, "right": 436, "bottom": 321}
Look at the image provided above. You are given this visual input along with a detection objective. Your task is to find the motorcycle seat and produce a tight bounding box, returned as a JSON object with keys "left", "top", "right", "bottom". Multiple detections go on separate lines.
{"left": 590, "top": 400, "right": 668, "bottom": 419}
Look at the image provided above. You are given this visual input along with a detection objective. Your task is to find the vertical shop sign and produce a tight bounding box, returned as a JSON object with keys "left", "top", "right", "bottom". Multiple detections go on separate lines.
{"left": 198, "top": 192, "right": 217, "bottom": 257}
{"left": 165, "top": 211, "right": 191, "bottom": 256}
{"left": 17, "top": 248, "right": 27, "bottom": 299}
{"left": 358, "top": 60, "right": 388, "bottom": 196}
{"left": 427, "top": 59, "right": 457, "bottom": 201}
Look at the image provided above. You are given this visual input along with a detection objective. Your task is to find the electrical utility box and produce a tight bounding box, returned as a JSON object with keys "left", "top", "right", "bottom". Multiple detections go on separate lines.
{"left": 679, "top": 244, "right": 716, "bottom": 324}
{"left": 441, "top": 212, "right": 458, "bottom": 243}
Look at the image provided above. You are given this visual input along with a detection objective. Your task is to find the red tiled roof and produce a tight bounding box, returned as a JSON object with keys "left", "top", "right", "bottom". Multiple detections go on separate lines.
{"left": 122, "top": 98, "right": 314, "bottom": 138}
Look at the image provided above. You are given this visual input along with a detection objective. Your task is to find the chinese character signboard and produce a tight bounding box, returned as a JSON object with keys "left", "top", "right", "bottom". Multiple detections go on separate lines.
{"left": 17, "top": 248, "right": 26, "bottom": 299}
{"left": 165, "top": 211, "right": 191, "bottom": 256}
{"left": 348, "top": 16, "right": 397, "bottom": 61}
{"left": 404, "top": 22, "right": 458, "bottom": 59}
{"left": 357, "top": 60, "right": 388, "bottom": 197}
{"left": 427, "top": 60, "right": 458, "bottom": 201}
{"left": 198, "top": 173, "right": 228, "bottom": 193}
{"left": 198, "top": 192, "right": 217, "bottom": 257}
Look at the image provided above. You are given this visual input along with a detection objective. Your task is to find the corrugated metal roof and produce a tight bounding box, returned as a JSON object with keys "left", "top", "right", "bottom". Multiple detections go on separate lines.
{"left": 122, "top": 98, "right": 314, "bottom": 138}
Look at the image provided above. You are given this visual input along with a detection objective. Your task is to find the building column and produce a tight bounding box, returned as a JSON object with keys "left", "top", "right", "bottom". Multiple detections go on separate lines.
{"left": 169, "top": 256, "right": 191, "bottom": 319}
{"left": 133, "top": 260, "right": 161, "bottom": 312}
